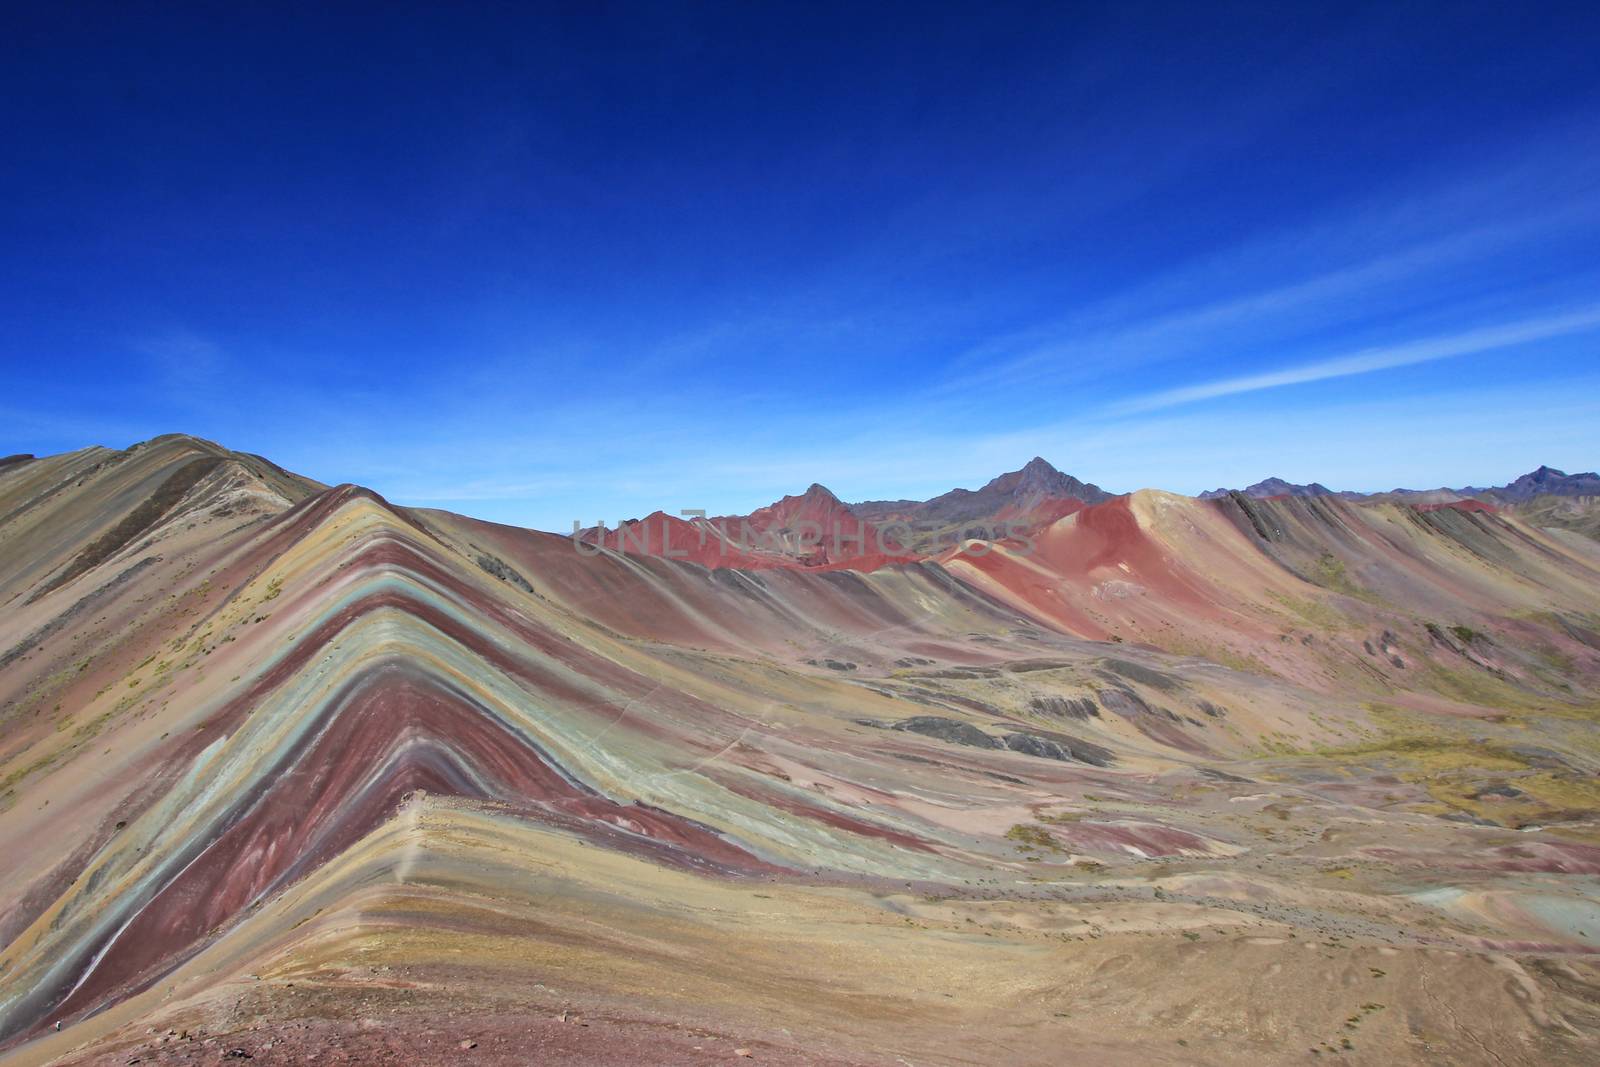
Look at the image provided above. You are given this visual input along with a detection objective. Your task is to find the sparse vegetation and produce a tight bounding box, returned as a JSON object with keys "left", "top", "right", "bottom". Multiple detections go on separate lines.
{"left": 1005, "top": 823, "right": 1064, "bottom": 853}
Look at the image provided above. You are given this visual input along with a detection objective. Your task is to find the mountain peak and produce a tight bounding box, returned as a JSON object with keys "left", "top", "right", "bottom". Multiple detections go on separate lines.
{"left": 1199, "top": 477, "right": 1334, "bottom": 500}
{"left": 742, "top": 481, "right": 856, "bottom": 529}
{"left": 978, "top": 457, "right": 1102, "bottom": 496}
{"left": 848, "top": 458, "right": 1111, "bottom": 528}
{"left": 1490, "top": 465, "right": 1600, "bottom": 502}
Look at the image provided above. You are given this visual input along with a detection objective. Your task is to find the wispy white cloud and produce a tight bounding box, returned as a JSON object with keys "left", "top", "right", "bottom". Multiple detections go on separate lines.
{"left": 132, "top": 328, "right": 228, "bottom": 385}
{"left": 928, "top": 137, "right": 1600, "bottom": 410}
{"left": 1109, "top": 304, "right": 1600, "bottom": 414}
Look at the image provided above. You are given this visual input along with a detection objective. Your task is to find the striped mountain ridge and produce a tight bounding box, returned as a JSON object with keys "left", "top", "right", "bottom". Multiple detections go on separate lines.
{"left": 3, "top": 437, "right": 1600, "bottom": 1065}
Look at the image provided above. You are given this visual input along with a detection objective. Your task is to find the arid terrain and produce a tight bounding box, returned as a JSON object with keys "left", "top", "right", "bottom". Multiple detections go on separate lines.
{"left": 2, "top": 435, "right": 1599, "bottom": 1065}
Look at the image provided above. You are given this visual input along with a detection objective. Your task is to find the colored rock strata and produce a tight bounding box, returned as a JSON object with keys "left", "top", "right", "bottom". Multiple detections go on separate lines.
{"left": 2, "top": 436, "right": 1599, "bottom": 1065}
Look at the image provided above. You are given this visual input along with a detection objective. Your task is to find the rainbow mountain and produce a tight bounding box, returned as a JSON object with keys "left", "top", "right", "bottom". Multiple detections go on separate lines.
{"left": 2, "top": 435, "right": 1599, "bottom": 1065}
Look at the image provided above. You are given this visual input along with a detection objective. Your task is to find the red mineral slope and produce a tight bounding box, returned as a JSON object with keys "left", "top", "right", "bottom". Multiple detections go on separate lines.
{"left": 723, "top": 483, "right": 920, "bottom": 568}
{"left": 947, "top": 485, "right": 1600, "bottom": 695}
{"left": 942, "top": 493, "right": 1228, "bottom": 644}
{"left": 581, "top": 483, "right": 921, "bottom": 571}
{"left": 1419, "top": 498, "right": 1499, "bottom": 514}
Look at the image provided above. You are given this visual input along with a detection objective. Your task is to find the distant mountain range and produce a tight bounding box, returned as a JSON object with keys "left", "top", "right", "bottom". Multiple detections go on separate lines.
{"left": 1202, "top": 465, "right": 1600, "bottom": 504}
{"left": 1463, "top": 465, "right": 1600, "bottom": 502}
{"left": 584, "top": 459, "right": 1598, "bottom": 570}
{"left": 582, "top": 456, "right": 1114, "bottom": 569}
{"left": 1198, "top": 477, "right": 1336, "bottom": 500}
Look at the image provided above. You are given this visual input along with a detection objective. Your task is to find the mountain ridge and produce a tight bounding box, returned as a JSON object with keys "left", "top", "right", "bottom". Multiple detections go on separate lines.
{"left": 4, "top": 433, "right": 1600, "bottom": 1064}
{"left": 1200, "top": 464, "right": 1600, "bottom": 504}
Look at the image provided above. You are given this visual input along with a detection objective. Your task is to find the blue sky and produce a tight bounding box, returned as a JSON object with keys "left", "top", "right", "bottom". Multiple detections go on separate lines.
{"left": 3, "top": 2, "right": 1598, "bottom": 530}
